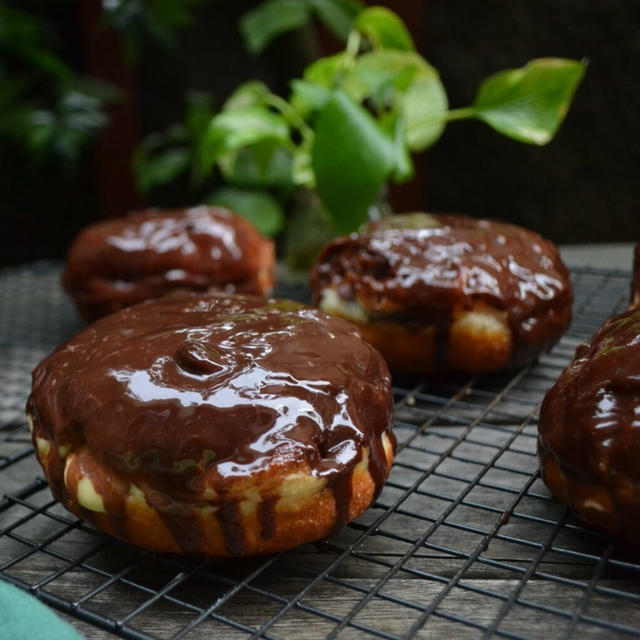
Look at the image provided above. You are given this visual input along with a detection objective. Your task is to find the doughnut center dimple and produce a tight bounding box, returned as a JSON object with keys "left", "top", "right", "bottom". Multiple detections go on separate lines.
{"left": 176, "top": 338, "right": 225, "bottom": 376}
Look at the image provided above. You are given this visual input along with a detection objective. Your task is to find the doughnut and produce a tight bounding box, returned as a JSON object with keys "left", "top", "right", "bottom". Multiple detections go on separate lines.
{"left": 27, "top": 293, "right": 395, "bottom": 557}
{"left": 310, "top": 213, "right": 572, "bottom": 374}
{"left": 63, "top": 206, "right": 275, "bottom": 321}
{"left": 538, "top": 306, "right": 640, "bottom": 542}
{"left": 538, "top": 249, "right": 640, "bottom": 542}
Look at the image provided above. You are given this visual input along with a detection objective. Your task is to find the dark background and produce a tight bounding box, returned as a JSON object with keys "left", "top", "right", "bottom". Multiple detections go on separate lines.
{"left": 2, "top": 0, "right": 638, "bottom": 265}
{"left": 424, "top": 0, "right": 639, "bottom": 243}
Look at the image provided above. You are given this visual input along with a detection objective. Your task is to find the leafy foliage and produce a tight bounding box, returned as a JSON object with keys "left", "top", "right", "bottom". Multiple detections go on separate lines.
{"left": 240, "top": 1, "right": 312, "bottom": 54}
{"left": 0, "top": 6, "right": 117, "bottom": 169}
{"left": 471, "top": 58, "right": 586, "bottom": 145}
{"left": 354, "top": 7, "right": 414, "bottom": 51}
{"left": 136, "top": 4, "right": 586, "bottom": 239}
{"left": 206, "top": 186, "right": 285, "bottom": 236}
{"left": 102, "top": 0, "right": 209, "bottom": 61}
{"left": 203, "top": 108, "right": 291, "bottom": 173}
{"left": 312, "top": 90, "right": 394, "bottom": 233}
{"left": 133, "top": 91, "right": 213, "bottom": 193}
{"left": 240, "top": 0, "right": 364, "bottom": 53}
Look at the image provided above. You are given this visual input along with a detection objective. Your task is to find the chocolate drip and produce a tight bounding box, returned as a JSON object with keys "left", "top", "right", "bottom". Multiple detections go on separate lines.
{"left": 330, "top": 474, "right": 354, "bottom": 535}
{"left": 145, "top": 492, "right": 205, "bottom": 555}
{"left": 257, "top": 497, "right": 278, "bottom": 540}
{"left": 157, "top": 510, "right": 205, "bottom": 556}
{"left": 217, "top": 502, "right": 247, "bottom": 557}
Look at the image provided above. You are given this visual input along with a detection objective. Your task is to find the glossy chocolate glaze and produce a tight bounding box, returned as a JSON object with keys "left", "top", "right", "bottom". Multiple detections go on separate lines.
{"left": 63, "top": 206, "right": 275, "bottom": 320}
{"left": 28, "top": 293, "right": 394, "bottom": 555}
{"left": 539, "top": 306, "right": 640, "bottom": 539}
{"left": 311, "top": 213, "right": 572, "bottom": 368}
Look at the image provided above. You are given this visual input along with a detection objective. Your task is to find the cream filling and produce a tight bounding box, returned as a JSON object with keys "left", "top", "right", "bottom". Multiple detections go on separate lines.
{"left": 76, "top": 476, "right": 106, "bottom": 513}
{"left": 451, "top": 308, "right": 507, "bottom": 337}
{"left": 63, "top": 454, "right": 106, "bottom": 513}
{"left": 320, "top": 287, "right": 508, "bottom": 336}
{"left": 35, "top": 437, "right": 50, "bottom": 459}
{"left": 319, "top": 288, "right": 368, "bottom": 324}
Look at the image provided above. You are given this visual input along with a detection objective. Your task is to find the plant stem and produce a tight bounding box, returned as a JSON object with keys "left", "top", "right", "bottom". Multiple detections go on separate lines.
{"left": 445, "top": 107, "right": 477, "bottom": 121}
{"left": 345, "top": 30, "right": 361, "bottom": 60}
{"left": 406, "top": 106, "right": 477, "bottom": 130}
{"left": 264, "top": 93, "right": 314, "bottom": 142}
{"left": 329, "top": 29, "right": 361, "bottom": 90}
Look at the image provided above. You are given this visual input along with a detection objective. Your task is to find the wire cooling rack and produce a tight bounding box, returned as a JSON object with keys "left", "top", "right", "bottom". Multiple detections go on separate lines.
{"left": 1, "top": 262, "right": 639, "bottom": 640}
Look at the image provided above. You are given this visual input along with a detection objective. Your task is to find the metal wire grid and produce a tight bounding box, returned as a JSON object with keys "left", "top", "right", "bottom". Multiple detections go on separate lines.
{"left": 1, "top": 262, "right": 639, "bottom": 639}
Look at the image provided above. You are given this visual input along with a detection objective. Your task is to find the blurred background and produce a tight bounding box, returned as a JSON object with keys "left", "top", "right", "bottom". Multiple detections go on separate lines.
{"left": 1, "top": 0, "right": 638, "bottom": 266}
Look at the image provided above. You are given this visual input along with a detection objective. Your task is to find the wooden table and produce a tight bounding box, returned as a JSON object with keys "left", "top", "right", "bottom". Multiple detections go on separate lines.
{"left": 1, "top": 248, "right": 638, "bottom": 640}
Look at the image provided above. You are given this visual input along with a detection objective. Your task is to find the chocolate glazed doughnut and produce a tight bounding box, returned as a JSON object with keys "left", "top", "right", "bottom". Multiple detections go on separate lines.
{"left": 310, "top": 213, "right": 573, "bottom": 374}
{"left": 538, "top": 249, "right": 640, "bottom": 542}
{"left": 27, "top": 294, "right": 395, "bottom": 557}
{"left": 63, "top": 206, "right": 275, "bottom": 321}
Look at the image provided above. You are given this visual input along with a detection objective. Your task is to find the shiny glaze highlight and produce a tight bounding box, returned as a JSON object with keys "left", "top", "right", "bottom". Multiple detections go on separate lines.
{"left": 63, "top": 206, "right": 274, "bottom": 320}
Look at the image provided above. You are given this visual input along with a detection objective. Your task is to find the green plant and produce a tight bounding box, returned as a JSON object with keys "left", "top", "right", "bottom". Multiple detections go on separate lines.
{"left": 0, "top": 5, "right": 118, "bottom": 169}
{"left": 1, "top": 0, "right": 221, "bottom": 171}
{"left": 135, "top": 5, "right": 585, "bottom": 245}
{"left": 240, "top": 0, "right": 364, "bottom": 53}
{"left": 102, "top": 0, "right": 210, "bottom": 62}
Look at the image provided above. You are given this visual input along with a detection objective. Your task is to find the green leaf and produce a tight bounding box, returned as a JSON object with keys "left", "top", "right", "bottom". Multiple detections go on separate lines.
{"left": 402, "top": 70, "right": 448, "bottom": 150}
{"left": 379, "top": 112, "right": 414, "bottom": 183}
{"left": 311, "top": 0, "right": 364, "bottom": 42}
{"left": 471, "top": 58, "right": 586, "bottom": 145}
{"left": 312, "top": 90, "right": 394, "bottom": 233}
{"left": 223, "top": 81, "right": 272, "bottom": 111}
{"left": 240, "top": 0, "right": 312, "bottom": 54}
{"left": 218, "top": 139, "right": 293, "bottom": 187}
{"left": 353, "top": 50, "right": 425, "bottom": 96}
{"left": 134, "top": 147, "right": 190, "bottom": 194}
{"left": 351, "top": 49, "right": 448, "bottom": 150}
{"left": 304, "top": 53, "right": 346, "bottom": 87}
{"left": 303, "top": 53, "right": 367, "bottom": 101}
{"left": 203, "top": 107, "right": 290, "bottom": 172}
{"left": 355, "top": 7, "right": 414, "bottom": 51}
{"left": 290, "top": 79, "right": 331, "bottom": 114}
{"left": 292, "top": 145, "right": 315, "bottom": 186}
{"left": 206, "top": 187, "right": 285, "bottom": 236}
